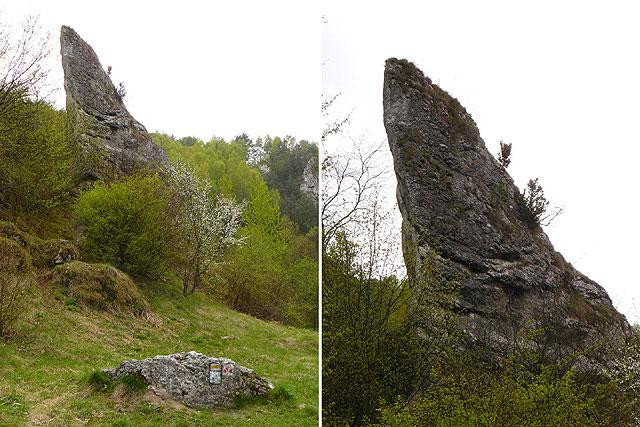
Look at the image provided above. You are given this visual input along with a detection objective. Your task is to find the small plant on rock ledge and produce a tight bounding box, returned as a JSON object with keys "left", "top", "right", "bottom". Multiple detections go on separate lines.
{"left": 515, "top": 178, "right": 562, "bottom": 228}
{"left": 116, "top": 82, "right": 127, "bottom": 100}
{"left": 498, "top": 141, "right": 512, "bottom": 169}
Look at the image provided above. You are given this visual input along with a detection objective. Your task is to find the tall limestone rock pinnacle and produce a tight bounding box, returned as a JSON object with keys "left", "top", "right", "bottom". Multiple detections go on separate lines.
{"left": 383, "top": 58, "right": 628, "bottom": 357}
{"left": 60, "top": 26, "right": 168, "bottom": 180}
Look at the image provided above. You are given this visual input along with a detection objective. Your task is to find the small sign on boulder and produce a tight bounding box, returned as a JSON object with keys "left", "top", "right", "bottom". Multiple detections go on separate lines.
{"left": 103, "top": 351, "right": 273, "bottom": 408}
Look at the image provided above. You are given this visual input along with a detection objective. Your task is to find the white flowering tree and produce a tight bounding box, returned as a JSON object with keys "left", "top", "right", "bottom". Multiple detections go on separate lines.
{"left": 168, "top": 162, "right": 245, "bottom": 296}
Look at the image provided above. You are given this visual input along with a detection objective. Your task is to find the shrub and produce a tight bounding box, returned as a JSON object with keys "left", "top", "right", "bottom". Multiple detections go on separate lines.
{"left": 0, "top": 273, "right": 31, "bottom": 338}
{"left": 0, "top": 101, "right": 79, "bottom": 211}
{"left": 516, "top": 178, "right": 548, "bottom": 227}
{"left": 49, "top": 261, "right": 150, "bottom": 316}
{"left": 376, "top": 362, "right": 599, "bottom": 426}
{"left": 74, "top": 174, "right": 173, "bottom": 277}
{"left": 0, "top": 237, "right": 33, "bottom": 338}
{"left": 116, "top": 82, "right": 127, "bottom": 100}
{"left": 498, "top": 141, "right": 512, "bottom": 168}
{"left": 515, "top": 178, "right": 562, "bottom": 228}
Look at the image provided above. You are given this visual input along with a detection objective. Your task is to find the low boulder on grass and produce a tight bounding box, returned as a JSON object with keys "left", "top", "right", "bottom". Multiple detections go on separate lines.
{"left": 50, "top": 261, "right": 149, "bottom": 316}
{"left": 31, "top": 239, "right": 79, "bottom": 268}
{"left": 101, "top": 351, "right": 274, "bottom": 408}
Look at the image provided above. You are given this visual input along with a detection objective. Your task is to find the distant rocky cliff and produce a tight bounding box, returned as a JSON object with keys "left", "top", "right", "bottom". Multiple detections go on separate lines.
{"left": 60, "top": 26, "right": 167, "bottom": 180}
{"left": 300, "top": 157, "right": 318, "bottom": 199}
{"left": 383, "top": 58, "right": 628, "bottom": 357}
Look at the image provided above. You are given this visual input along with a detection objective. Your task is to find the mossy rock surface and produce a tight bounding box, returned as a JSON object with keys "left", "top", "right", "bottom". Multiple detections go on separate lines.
{"left": 0, "top": 221, "right": 33, "bottom": 248}
{"left": 31, "top": 239, "right": 79, "bottom": 268}
{"left": 0, "top": 236, "right": 32, "bottom": 273}
{"left": 50, "top": 261, "right": 149, "bottom": 315}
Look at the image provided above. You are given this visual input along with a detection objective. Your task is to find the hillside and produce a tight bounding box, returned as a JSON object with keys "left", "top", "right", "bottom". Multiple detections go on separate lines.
{"left": 0, "top": 276, "right": 318, "bottom": 426}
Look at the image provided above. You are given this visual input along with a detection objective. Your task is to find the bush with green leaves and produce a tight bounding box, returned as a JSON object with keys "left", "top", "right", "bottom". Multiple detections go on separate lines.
{"left": 154, "top": 133, "right": 318, "bottom": 327}
{"left": 219, "top": 180, "right": 318, "bottom": 327}
{"left": 0, "top": 100, "right": 79, "bottom": 211}
{"left": 375, "top": 334, "right": 640, "bottom": 427}
{"left": 0, "top": 236, "right": 33, "bottom": 339}
{"left": 322, "top": 232, "right": 458, "bottom": 425}
{"left": 74, "top": 174, "right": 173, "bottom": 277}
{"left": 516, "top": 178, "right": 549, "bottom": 227}
{"left": 376, "top": 360, "right": 600, "bottom": 426}
{"left": 515, "top": 178, "right": 563, "bottom": 228}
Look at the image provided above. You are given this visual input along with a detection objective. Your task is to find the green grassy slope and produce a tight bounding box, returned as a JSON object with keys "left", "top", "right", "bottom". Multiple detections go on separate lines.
{"left": 0, "top": 279, "right": 318, "bottom": 426}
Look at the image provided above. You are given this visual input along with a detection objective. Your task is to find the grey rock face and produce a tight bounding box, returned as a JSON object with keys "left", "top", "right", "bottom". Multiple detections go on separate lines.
{"left": 300, "top": 158, "right": 318, "bottom": 199}
{"left": 60, "top": 26, "right": 168, "bottom": 180}
{"left": 383, "top": 58, "right": 628, "bottom": 355}
{"left": 104, "top": 351, "right": 273, "bottom": 408}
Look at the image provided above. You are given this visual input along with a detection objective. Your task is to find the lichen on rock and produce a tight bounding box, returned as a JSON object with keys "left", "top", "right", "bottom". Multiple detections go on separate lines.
{"left": 103, "top": 351, "right": 273, "bottom": 408}
{"left": 60, "top": 26, "right": 168, "bottom": 181}
{"left": 383, "top": 58, "right": 629, "bottom": 358}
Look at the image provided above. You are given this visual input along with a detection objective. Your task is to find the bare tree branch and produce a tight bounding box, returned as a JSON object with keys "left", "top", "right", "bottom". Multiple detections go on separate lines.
{"left": 0, "top": 15, "right": 52, "bottom": 132}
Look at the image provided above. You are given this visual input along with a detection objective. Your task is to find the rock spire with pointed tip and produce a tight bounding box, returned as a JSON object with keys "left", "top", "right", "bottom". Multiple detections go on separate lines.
{"left": 383, "top": 58, "right": 628, "bottom": 358}
{"left": 60, "top": 25, "right": 167, "bottom": 180}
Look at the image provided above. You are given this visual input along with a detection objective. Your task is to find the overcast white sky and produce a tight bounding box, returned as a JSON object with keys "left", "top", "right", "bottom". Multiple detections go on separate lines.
{"left": 323, "top": 1, "right": 640, "bottom": 323}
{"left": 0, "top": 0, "right": 320, "bottom": 142}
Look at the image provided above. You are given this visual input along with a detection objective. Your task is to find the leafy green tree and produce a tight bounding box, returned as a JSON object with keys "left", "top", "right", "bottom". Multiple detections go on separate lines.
{"left": 260, "top": 136, "right": 318, "bottom": 233}
{"left": 74, "top": 174, "right": 173, "bottom": 277}
{"left": 218, "top": 179, "right": 318, "bottom": 327}
{"left": 220, "top": 181, "right": 290, "bottom": 319}
{"left": 178, "top": 135, "right": 202, "bottom": 147}
{"left": 152, "top": 133, "right": 318, "bottom": 326}
{"left": 154, "top": 133, "right": 264, "bottom": 202}
{"left": 323, "top": 233, "right": 457, "bottom": 425}
{"left": 0, "top": 101, "right": 79, "bottom": 211}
